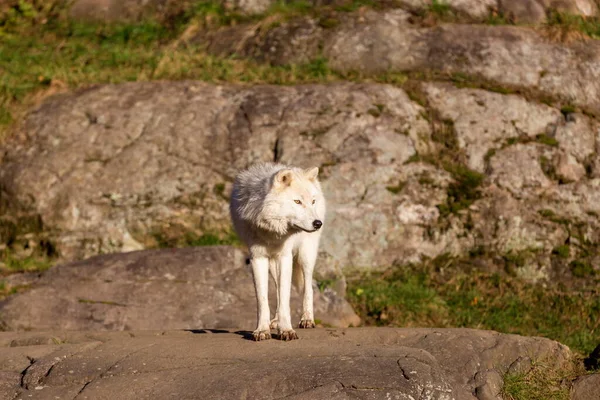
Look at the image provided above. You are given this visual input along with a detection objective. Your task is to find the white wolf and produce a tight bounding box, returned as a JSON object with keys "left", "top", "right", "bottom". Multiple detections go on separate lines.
{"left": 230, "top": 162, "right": 326, "bottom": 341}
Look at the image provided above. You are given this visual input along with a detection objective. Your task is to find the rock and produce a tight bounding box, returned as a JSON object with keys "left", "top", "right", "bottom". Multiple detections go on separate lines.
{"left": 69, "top": 0, "right": 164, "bottom": 22}
{"left": 488, "top": 144, "right": 553, "bottom": 198}
{"left": 0, "top": 81, "right": 434, "bottom": 275}
{"left": 226, "top": 0, "right": 273, "bottom": 14}
{"left": 498, "top": 0, "right": 547, "bottom": 23}
{"left": 3, "top": 78, "right": 600, "bottom": 285}
{"left": 398, "top": 0, "right": 498, "bottom": 19}
{"left": 571, "top": 373, "right": 600, "bottom": 400}
{"left": 554, "top": 152, "right": 587, "bottom": 183}
{"left": 539, "top": 0, "right": 598, "bottom": 17}
{"left": 554, "top": 113, "right": 598, "bottom": 164}
{"left": 0, "top": 328, "right": 574, "bottom": 399}
{"left": 66, "top": 0, "right": 598, "bottom": 23}
{"left": 544, "top": 179, "right": 600, "bottom": 221}
{"left": 474, "top": 369, "right": 504, "bottom": 400}
{"left": 0, "top": 246, "right": 360, "bottom": 331}
{"left": 402, "top": 0, "right": 597, "bottom": 21}
{"left": 423, "top": 82, "right": 562, "bottom": 172}
{"left": 195, "top": 10, "right": 600, "bottom": 115}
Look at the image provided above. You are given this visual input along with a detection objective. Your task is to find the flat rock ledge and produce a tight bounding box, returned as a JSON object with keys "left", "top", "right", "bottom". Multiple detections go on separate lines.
{"left": 0, "top": 328, "right": 573, "bottom": 400}
{"left": 0, "top": 246, "right": 360, "bottom": 331}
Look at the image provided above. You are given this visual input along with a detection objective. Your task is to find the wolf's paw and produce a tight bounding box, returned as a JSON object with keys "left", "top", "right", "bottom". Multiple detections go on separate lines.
{"left": 269, "top": 318, "right": 279, "bottom": 330}
{"left": 298, "top": 319, "right": 315, "bottom": 329}
{"left": 279, "top": 330, "right": 299, "bottom": 341}
{"left": 252, "top": 329, "right": 272, "bottom": 341}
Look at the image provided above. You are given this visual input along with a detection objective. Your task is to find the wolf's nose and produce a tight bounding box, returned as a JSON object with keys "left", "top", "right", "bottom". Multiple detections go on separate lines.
{"left": 313, "top": 220, "right": 323, "bottom": 230}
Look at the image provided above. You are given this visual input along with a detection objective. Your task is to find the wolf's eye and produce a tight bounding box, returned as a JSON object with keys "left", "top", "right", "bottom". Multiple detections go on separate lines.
{"left": 294, "top": 200, "right": 302, "bottom": 205}
{"left": 312, "top": 199, "right": 316, "bottom": 205}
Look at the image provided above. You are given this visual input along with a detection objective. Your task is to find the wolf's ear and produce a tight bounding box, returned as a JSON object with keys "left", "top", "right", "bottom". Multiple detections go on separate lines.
{"left": 274, "top": 169, "right": 293, "bottom": 188}
{"left": 304, "top": 167, "right": 319, "bottom": 181}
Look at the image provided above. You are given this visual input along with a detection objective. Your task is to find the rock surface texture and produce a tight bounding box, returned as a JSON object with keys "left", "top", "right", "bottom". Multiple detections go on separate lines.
{"left": 0, "top": 246, "right": 360, "bottom": 331}
{"left": 67, "top": 0, "right": 599, "bottom": 21}
{"left": 571, "top": 373, "right": 600, "bottom": 400}
{"left": 2, "top": 80, "right": 600, "bottom": 286}
{"left": 0, "top": 328, "right": 574, "bottom": 400}
{"left": 193, "top": 9, "right": 600, "bottom": 115}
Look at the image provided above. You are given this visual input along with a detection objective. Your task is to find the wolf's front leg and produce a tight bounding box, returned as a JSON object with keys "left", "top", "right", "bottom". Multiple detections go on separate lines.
{"left": 268, "top": 260, "right": 280, "bottom": 330}
{"left": 251, "top": 256, "right": 271, "bottom": 341}
{"left": 297, "top": 238, "right": 318, "bottom": 328}
{"left": 277, "top": 252, "right": 298, "bottom": 341}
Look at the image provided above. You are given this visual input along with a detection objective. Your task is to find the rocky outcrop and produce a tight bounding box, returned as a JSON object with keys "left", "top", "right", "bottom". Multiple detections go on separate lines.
{"left": 193, "top": 9, "right": 600, "bottom": 116}
{"left": 0, "top": 246, "right": 360, "bottom": 331}
{"left": 402, "top": 0, "right": 598, "bottom": 22}
{"left": 572, "top": 374, "right": 600, "bottom": 400}
{"left": 2, "top": 80, "right": 600, "bottom": 285}
{"left": 0, "top": 82, "right": 434, "bottom": 277}
{"left": 0, "top": 328, "right": 575, "bottom": 399}
{"left": 67, "top": 0, "right": 598, "bottom": 22}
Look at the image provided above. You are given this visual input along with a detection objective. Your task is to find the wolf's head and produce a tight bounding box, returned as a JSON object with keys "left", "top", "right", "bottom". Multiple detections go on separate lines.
{"left": 259, "top": 166, "right": 326, "bottom": 236}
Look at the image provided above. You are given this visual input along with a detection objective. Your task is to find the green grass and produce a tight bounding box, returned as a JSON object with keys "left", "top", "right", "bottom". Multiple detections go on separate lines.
{"left": 347, "top": 261, "right": 600, "bottom": 355}
{"left": 1, "top": 0, "right": 419, "bottom": 140}
{"left": 535, "top": 134, "right": 559, "bottom": 147}
{"left": 437, "top": 163, "right": 484, "bottom": 217}
{"left": 428, "top": 0, "right": 452, "bottom": 19}
{"left": 1, "top": 251, "right": 53, "bottom": 273}
{"left": 545, "top": 10, "right": 600, "bottom": 40}
{"left": 0, "top": 250, "right": 53, "bottom": 299}
{"left": 152, "top": 229, "right": 242, "bottom": 248}
{"left": 386, "top": 181, "right": 406, "bottom": 194}
{"left": 0, "top": 0, "right": 355, "bottom": 138}
{"left": 185, "top": 231, "right": 241, "bottom": 247}
{"left": 551, "top": 244, "right": 570, "bottom": 259}
{"left": 570, "top": 260, "right": 595, "bottom": 278}
{"left": 501, "top": 360, "right": 579, "bottom": 400}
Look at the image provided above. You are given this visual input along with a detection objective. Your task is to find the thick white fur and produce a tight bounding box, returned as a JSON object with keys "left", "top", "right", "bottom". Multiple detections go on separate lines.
{"left": 230, "top": 163, "right": 326, "bottom": 341}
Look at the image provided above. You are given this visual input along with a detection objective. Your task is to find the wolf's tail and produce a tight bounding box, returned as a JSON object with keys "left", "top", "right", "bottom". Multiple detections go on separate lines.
{"left": 292, "top": 263, "right": 304, "bottom": 292}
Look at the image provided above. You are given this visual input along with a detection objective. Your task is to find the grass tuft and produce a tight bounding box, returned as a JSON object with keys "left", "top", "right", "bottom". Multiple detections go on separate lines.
{"left": 545, "top": 10, "right": 600, "bottom": 41}
{"left": 437, "top": 164, "right": 484, "bottom": 217}
{"left": 347, "top": 259, "right": 600, "bottom": 355}
{"left": 501, "top": 359, "right": 580, "bottom": 400}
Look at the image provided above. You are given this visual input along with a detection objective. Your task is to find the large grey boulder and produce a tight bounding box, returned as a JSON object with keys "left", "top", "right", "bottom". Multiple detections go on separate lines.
{"left": 0, "top": 327, "right": 574, "bottom": 399}
{"left": 422, "top": 82, "right": 562, "bottom": 173}
{"left": 0, "top": 246, "right": 360, "bottom": 331}
{"left": 194, "top": 9, "right": 600, "bottom": 115}
{"left": 0, "top": 82, "right": 434, "bottom": 276}
{"left": 2, "top": 80, "right": 600, "bottom": 285}
{"left": 67, "top": 0, "right": 598, "bottom": 22}
{"left": 571, "top": 374, "right": 600, "bottom": 400}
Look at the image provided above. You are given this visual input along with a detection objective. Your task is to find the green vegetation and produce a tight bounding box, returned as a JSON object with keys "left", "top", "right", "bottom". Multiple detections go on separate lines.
{"left": 347, "top": 257, "right": 600, "bottom": 355}
{"left": 185, "top": 231, "right": 241, "bottom": 247}
{"left": 501, "top": 359, "right": 581, "bottom": 400}
{"left": 5, "top": 0, "right": 598, "bottom": 141}
{"left": 428, "top": 0, "right": 452, "bottom": 19}
{"left": 316, "top": 278, "right": 335, "bottom": 292}
{"left": 0, "top": 0, "right": 419, "bottom": 141}
{"left": 0, "top": 1, "right": 351, "bottom": 138}
{"left": 0, "top": 250, "right": 53, "bottom": 274}
{"left": 0, "top": 280, "right": 31, "bottom": 299}
{"left": 551, "top": 244, "right": 570, "bottom": 259}
{"left": 386, "top": 181, "right": 406, "bottom": 194}
{"left": 545, "top": 10, "right": 600, "bottom": 40}
{"left": 437, "top": 163, "right": 484, "bottom": 217}
{"left": 535, "top": 133, "right": 559, "bottom": 147}
{"left": 0, "top": 249, "right": 52, "bottom": 299}
{"left": 560, "top": 104, "right": 576, "bottom": 116}
{"left": 570, "top": 260, "right": 595, "bottom": 278}
{"left": 153, "top": 229, "right": 241, "bottom": 248}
